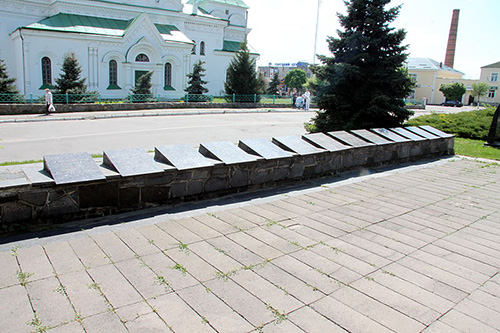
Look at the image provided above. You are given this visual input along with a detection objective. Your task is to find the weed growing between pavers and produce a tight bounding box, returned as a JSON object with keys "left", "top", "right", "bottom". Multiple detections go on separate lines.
{"left": 215, "top": 268, "right": 238, "bottom": 281}
{"left": 172, "top": 263, "right": 187, "bottom": 276}
{"left": 11, "top": 245, "right": 20, "bottom": 256}
{"left": 266, "top": 304, "right": 288, "bottom": 324}
{"left": 17, "top": 270, "right": 34, "bottom": 286}
{"left": 28, "top": 314, "right": 48, "bottom": 333}
{"left": 154, "top": 275, "right": 172, "bottom": 292}
{"left": 177, "top": 243, "right": 189, "bottom": 254}
{"left": 88, "top": 282, "right": 114, "bottom": 312}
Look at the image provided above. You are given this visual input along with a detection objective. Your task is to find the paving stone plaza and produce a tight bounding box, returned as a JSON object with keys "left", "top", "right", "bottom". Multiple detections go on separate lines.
{"left": 0, "top": 157, "right": 499, "bottom": 332}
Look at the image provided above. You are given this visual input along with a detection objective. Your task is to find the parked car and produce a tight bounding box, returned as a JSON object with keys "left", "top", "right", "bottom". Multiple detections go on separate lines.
{"left": 441, "top": 100, "right": 463, "bottom": 107}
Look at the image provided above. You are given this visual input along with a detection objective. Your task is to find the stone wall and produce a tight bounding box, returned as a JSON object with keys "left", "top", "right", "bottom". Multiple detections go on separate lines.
{"left": 0, "top": 126, "right": 454, "bottom": 231}
{"left": 0, "top": 102, "right": 292, "bottom": 115}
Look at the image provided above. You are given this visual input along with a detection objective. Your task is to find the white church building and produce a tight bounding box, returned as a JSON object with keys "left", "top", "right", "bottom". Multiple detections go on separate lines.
{"left": 0, "top": 0, "right": 252, "bottom": 97}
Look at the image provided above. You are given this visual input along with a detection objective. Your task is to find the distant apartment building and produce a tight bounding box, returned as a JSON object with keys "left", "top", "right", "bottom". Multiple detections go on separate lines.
{"left": 407, "top": 58, "right": 500, "bottom": 106}
{"left": 258, "top": 62, "right": 313, "bottom": 95}
{"left": 479, "top": 61, "right": 500, "bottom": 104}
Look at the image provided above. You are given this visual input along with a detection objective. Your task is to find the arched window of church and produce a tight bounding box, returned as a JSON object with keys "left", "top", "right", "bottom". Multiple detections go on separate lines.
{"left": 107, "top": 60, "right": 121, "bottom": 89}
{"left": 41, "top": 57, "right": 52, "bottom": 86}
{"left": 191, "top": 41, "right": 196, "bottom": 55}
{"left": 200, "top": 41, "right": 205, "bottom": 56}
{"left": 135, "top": 53, "right": 150, "bottom": 62}
{"left": 164, "top": 62, "right": 172, "bottom": 88}
{"left": 109, "top": 60, "right": 118, "bottom": 85}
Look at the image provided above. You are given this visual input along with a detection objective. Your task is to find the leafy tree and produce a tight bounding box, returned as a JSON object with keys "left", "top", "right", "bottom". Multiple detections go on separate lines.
{"left": 224, "top": 41, "right": 264, "bottom": 102}
{"left": 131, "top": 71, "right": 153, "bottom": 100}
{"left": 472, "top": 82, "right": 489, "bottom": 107}
{"left": 267, "top": 72, "right": 281, "bottom": 95}
{"left": 284, "top": 69, "right": 307, "bottom": 93}
{"left": 55, "top": 52, "right": 88, "bottom": 94}
{"left": 439, "top": 82, "right": 466, "bottom": 102}
{"left": 309, "top": 0, "right": 414, "bottom": 132}
{"left": 0, "top": 58, "right": 19, "bottom": 94}
{"left": 185, "top": 60, "right": 209, "bottom": 95}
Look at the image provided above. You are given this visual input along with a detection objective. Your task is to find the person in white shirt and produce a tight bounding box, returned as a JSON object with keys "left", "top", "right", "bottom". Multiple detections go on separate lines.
{"left": 303, "top": 90, "right": 311, "bottom": 111}
{"left": 44, "top": 88, "right": 54, "bottom": 115}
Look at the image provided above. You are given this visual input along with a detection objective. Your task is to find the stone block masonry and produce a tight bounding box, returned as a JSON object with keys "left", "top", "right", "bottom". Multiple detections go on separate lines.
{"left": 0, "top": 126, "right": 454, "bottom": 230}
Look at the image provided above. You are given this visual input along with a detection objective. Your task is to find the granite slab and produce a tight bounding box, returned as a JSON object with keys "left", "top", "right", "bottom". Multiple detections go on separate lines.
{"left": 371, "top": 128, "right": 411, "bottom": 143}
{"left": 44, "top": 153, "right": 106, "bottom": 185}
{"left": 155, "top": 145, "right": 214, "bottom": 170}
{"left": 302, "top": 133, "right": 350, "bottom": 152}
{"left": 389, "top": 127, "right": 427, "bottom": 141}
{"left": 272, "top": 135, "right": 325, "bottom": 155}
{"left": 327, "top": 131, "right": 374, "bottom": 147}
{"left": 419, "top": 125, "right": 454, "bottom": 138}
{"left": 405, "top": 126, "right": 440, "bottom": 139}
{"left": 103, "top": 148, "right": 164, "bottom": 177}
{"left": 350, "top": 129, "right": 393, "bottom": 145}
{"left": 199, "top": 142, "right": 257, "bottom": 165}
{"left": 22, "top": 166, "right": 55, "bottom": 185}
{"left": 238, "top": 138, "right": 293, "bottom": 160}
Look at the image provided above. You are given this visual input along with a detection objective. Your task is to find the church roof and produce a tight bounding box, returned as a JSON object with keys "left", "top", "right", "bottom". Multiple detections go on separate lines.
{"left": 406, "top": 58, "right": 464, "bottom": 75}
{"left": 26, "top": 13, "right": 131, "bottom": 36}
{"left": 24, "top": 13, "right": 189, "bottom": 43}
{"left": 482, "top": 61, "right": 500, "bottom": 69}
{"left": 187, "top": 0, "right": 248, "bottom": 9}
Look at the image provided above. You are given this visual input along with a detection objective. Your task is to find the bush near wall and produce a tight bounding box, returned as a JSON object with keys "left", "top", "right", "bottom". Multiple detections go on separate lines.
{"left": 406, "top": 106, "right": 495, "bottom": 140}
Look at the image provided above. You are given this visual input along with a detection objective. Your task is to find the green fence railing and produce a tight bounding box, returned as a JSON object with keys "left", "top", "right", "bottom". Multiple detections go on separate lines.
{"left": 0, "top": 93, "right": 295, "bottom": 105}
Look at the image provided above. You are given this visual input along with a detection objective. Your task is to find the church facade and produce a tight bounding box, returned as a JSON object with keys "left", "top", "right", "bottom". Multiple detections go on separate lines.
{"left": 0, "top": 0, "right": 252, "bottom": 97}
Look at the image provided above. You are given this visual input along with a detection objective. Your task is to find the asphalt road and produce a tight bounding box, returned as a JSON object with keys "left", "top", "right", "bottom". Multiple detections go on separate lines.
{"left": 0, "top": 111, "right": 316, "bottom": 162}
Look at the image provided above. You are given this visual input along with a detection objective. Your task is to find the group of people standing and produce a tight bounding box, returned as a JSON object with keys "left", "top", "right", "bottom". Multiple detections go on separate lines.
{"left": 292, "top": 90, "right": 311, "bottom": 111}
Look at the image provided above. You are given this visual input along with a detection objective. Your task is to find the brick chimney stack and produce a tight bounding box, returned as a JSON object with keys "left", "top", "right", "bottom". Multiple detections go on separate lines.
{"left": 444, "top": 9, "right": 460, "bottom": 68}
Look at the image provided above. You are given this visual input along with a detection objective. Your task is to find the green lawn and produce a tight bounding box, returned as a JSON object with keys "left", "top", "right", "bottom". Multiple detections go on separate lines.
{"left": 454, "top": 138, "right": 500, "bottom": 161}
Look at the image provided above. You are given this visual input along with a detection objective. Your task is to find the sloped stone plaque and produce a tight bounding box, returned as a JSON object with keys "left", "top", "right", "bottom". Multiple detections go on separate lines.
{"left": 390, "top": 127, "right": 426, "bottom": 141}
{"left": 303, "top": 133, "right": 350, "bottom": 152}
{"left": 327, "top": 131, "right": 374, "bottom": 147}
{"left": 238, "top": 138, "right": 293, "bottom": 160}
{"left": 103, "top": 148, "right": 164, "bottom": 177}
{"left": 372, "top": 128, "right": 410, "bottom": 143}
{"left": 272, "top": 135, "right": 325, "bottom": 155}
{"left": 44, "top": 152, "right": 106, "bottom": 185}
{"left": 199, "top": 141, "right": 257, "bottom": 165}
{"left": 405, "top": 126, "right": 440, "bottom": 139}
{"left": 155, "top": 144, "right": 214, "bottom": 170}
{"left": 350, "top": 129, "right": 393, "bottom": 145}
{"left": 419, "top": 125, "right": 454, "bottom": 138}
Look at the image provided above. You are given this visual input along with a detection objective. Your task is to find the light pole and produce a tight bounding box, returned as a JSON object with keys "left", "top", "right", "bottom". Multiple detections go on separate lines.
{"left": 313, "top": 0, "right": 322, "bottom": 64}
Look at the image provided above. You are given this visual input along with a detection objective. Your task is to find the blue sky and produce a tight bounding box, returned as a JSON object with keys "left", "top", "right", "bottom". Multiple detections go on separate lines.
{"left": 245, "top": 0, "right": 500, "bottom": 79}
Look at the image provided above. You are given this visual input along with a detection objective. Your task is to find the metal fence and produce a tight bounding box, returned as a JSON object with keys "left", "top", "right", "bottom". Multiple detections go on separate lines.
{"left": 0, "top": 93, "right": 294, "bottom": 105}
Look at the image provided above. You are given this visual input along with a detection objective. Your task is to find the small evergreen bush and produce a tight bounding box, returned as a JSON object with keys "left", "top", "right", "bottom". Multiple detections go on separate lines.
{"left": 406, "top": 106, "right": 495, "bottom": 140}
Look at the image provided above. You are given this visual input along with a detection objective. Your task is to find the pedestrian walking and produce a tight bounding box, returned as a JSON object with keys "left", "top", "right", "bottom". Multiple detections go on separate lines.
{"left": 292, "top": 90, "right": 298, "bottom": 109}
{"left": 44, "top": 88, "right": 55, "bottom": 115}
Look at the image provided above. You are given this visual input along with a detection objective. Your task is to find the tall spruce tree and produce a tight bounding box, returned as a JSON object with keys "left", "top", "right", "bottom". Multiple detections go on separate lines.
{"left": 266, "top": 72, "right": 281, "bottom": 95}
{"left": 131, "top": 71, "right": 153, "bottom": 101}
{"left": 224, "top": 41, "right": 264, "bottom": 102}
{"left": 55, "top": 52, "right": 88, "bottom": 94}
{"left": 185, "top": 61, "right": 209, "bottom": 95}
{"left": 310, "top": 0, "right": 413, "bottom": 132}
{"left": 0, "top": 58, "right": 19, "bottom": 94}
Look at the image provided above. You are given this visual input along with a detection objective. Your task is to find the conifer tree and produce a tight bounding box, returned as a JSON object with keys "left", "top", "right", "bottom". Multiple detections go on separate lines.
{"left": 185, "top": 61, "right": 209, "bottom": 95}
{"left": 310, "top": 0, "right": 414, "bottom": 132}
{"left": 0, "top": 58, "right": 19, "bottom": 94}
{"left": 131, "top": 71, "right": 153, "bottom": 101}
{"left": 55, "top": 52, "right": 88, "bottom": 94}
{"left": 266, "top": 72, "right": 281, "bottom": 95}
{"left": 224, "top": 41, "right": 264, "bottom": 102}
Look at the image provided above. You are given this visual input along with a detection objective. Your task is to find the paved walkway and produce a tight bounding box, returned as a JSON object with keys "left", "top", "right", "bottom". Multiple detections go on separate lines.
{"left": 1, "top": 157, "right": 499, "bottom": 332}
{"left": 0, "top": 107, "right": 306, "bottom": 124}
